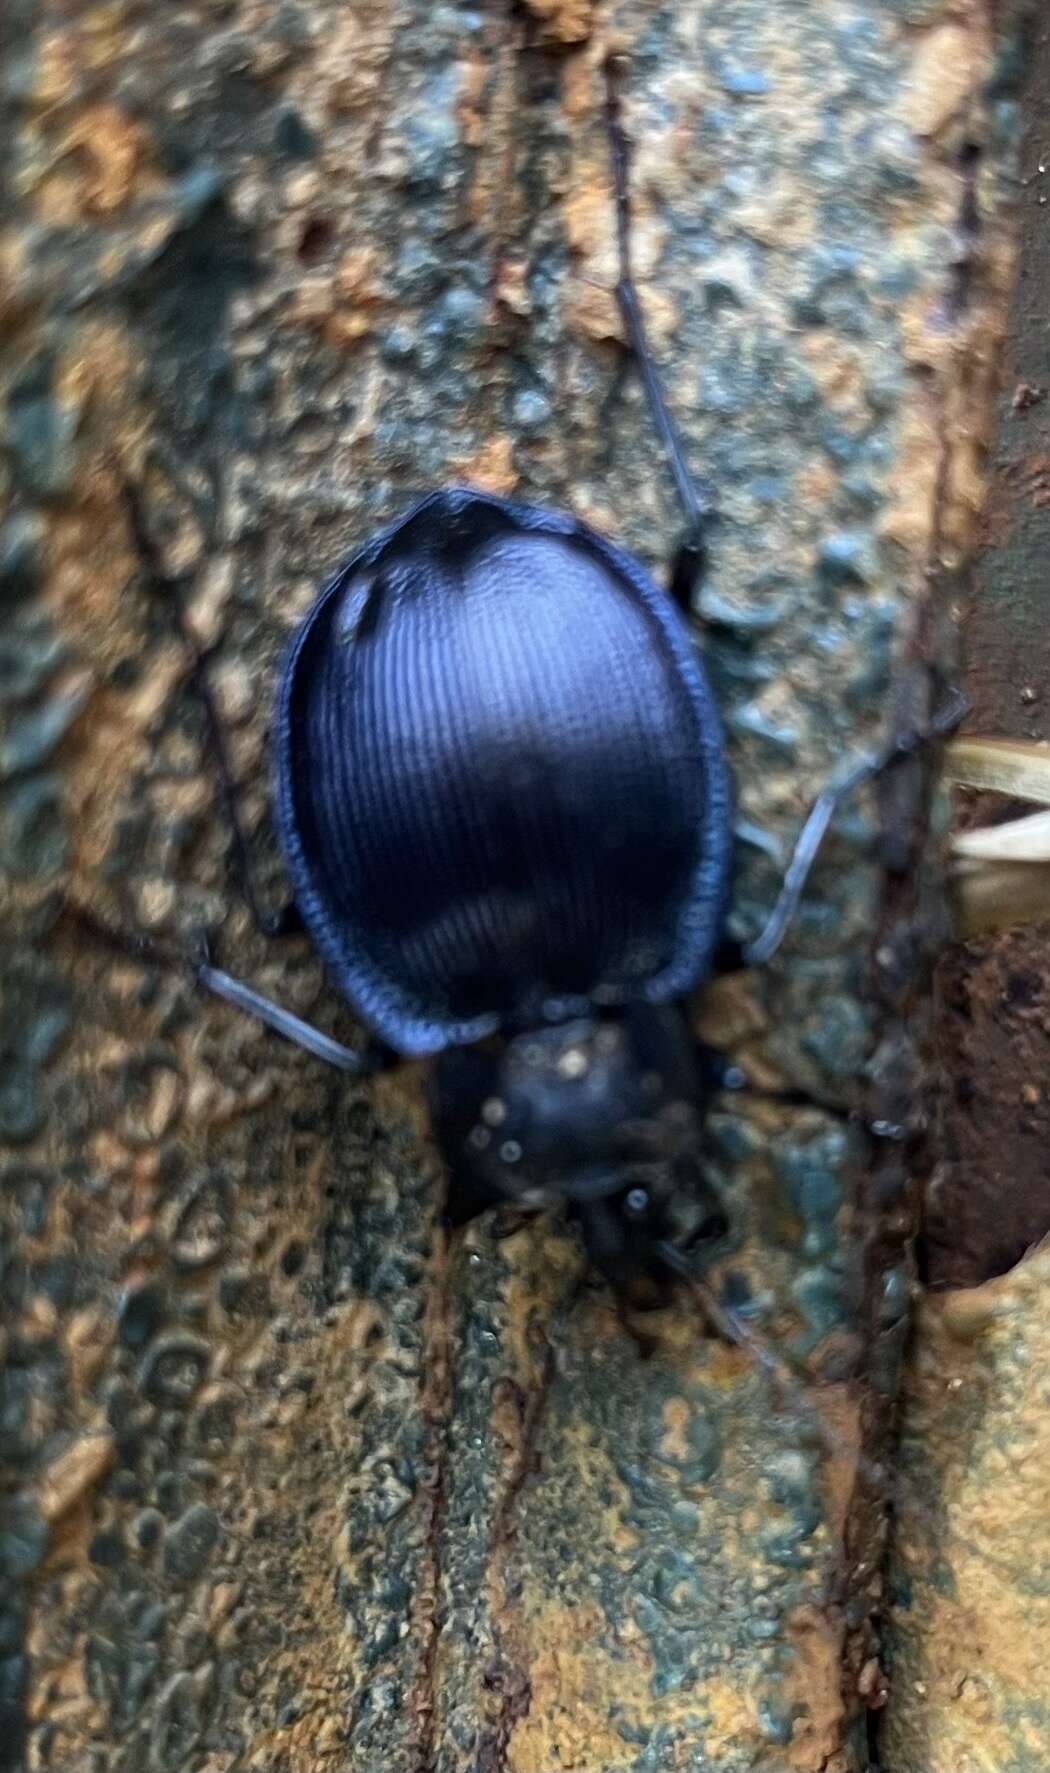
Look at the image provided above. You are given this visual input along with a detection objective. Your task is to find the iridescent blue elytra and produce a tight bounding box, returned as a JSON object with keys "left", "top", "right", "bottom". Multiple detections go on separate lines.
{"left": 274, "top": 489, "right": 733, "bottom": 1059}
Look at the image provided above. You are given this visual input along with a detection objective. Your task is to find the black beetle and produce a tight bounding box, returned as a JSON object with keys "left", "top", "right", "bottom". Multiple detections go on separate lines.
{"left": 75, "top": 65, "right": 949, "bottom": 1306}
{"left": 275, "top": 485, "right": 735, "bottom": 1298}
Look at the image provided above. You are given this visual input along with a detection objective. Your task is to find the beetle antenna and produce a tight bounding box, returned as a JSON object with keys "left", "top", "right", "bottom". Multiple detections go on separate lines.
{"left": 61, "top": 897, "right": 383, "bottom": 1075}
{"left": 604, "top": 56, "right": 717, "bottom": 609}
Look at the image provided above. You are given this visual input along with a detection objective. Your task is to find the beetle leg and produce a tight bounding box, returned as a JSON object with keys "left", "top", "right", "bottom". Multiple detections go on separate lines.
{"left": 742, "top": 690, "right": 966, "bottom": 968}
{"left": 118, "top": 472, "right": 300, "bottom": 942}
{"left": 667, "top": 529, "right": 708, "bottom": 616}
{"left": 693, "top": 1039, "right": 750, "bottom": 1098}
{"left": 62, "top": 898, "right": 386, "bottom": 1075}
{"left": 698, "top": 1042, "right": 849, "bottom": 1118}
{"left": 604, "top": 58, "right": 716, "bottom": 609}
{"left": 694, "top": 1038, "right": 913, "bottom": 1139}
{"left": 443, "top": 1170, "right": 510, "bottom": 1229}
{"left": 197, "top": 964, "right": 389, "bottom": 1073}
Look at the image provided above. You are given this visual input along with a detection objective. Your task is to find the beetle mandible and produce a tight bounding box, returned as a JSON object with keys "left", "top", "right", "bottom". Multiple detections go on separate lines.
{"left": 81, "top": 62, "right": 950, "bottom": 1308}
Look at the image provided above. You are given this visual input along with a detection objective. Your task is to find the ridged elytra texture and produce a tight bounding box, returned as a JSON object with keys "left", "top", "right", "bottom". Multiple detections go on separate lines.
{"left": 275, "top": 490, "right": 733, "bottom": 1054}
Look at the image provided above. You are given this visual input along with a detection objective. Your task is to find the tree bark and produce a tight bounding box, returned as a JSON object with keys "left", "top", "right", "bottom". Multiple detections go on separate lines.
{"left": 883, "top": 1244, "right": 1050, "bottom": 1773}
{"left": 0, "top": 2, "right": 1034, "bottom": 1770}
{"left": 884, "top": 18, "right": 1050, "bottom": 1769}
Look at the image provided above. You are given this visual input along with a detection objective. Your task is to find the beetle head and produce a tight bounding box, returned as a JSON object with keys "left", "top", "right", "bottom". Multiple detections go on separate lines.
{"left": 431, "top": 1004, "right": 729, "bottom": 1303}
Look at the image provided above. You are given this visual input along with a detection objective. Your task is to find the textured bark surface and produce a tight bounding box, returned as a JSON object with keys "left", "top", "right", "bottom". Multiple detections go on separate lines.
{"left": 0, "top": 3, "right": 1033, "bottom": 1771}
{"left": 928, "top": 11, "right": 1050, "bottom": 1293}
{"left": 882, "top": 1243, "right": 1050, "bottom": 1773}
{"left": 882, "top": 21, "right": 1050, "bottom": 1771}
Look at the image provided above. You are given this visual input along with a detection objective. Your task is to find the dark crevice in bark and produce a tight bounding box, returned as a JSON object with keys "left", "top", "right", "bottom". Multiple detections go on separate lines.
{"left": 412, "top": 1238, "right": 452, "bottom": 1773}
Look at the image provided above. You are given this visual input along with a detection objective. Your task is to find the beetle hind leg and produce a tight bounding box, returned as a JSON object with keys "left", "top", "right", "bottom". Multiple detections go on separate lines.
{"left": 604, "top": 57, "right": 717, "bottom": 612}
{"left": 62, "top": 898, "right": 387, "bottom": 1075}
{"left": 118, "top": 470, "right": 300, "bottom": 942}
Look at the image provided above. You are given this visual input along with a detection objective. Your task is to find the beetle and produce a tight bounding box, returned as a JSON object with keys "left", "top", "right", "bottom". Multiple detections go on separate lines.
{"left": 75, "top": 63, "right": 949, "bottom": 1307}
{"left": 275, "top": 481, "right": 736, "bottom": 1300}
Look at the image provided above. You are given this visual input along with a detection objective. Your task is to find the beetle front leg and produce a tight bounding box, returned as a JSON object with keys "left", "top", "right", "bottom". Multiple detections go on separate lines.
{"left": 696, "top": 1039, "right": 910, "bottom": 1142}
{"left": 695, "top": 1038, "right": 844, "bottom": 1118}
